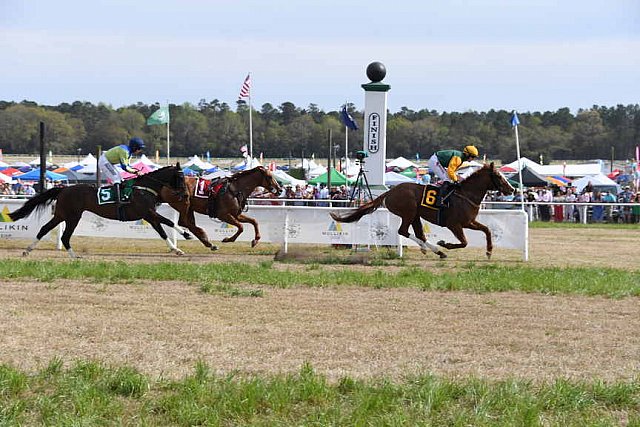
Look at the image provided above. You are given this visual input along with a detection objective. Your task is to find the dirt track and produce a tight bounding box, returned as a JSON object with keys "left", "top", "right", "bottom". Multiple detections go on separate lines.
{"left": 0, "top": 227, "right": 639, "bottom": 381}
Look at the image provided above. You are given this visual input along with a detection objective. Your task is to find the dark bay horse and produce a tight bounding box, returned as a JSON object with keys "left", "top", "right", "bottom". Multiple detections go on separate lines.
{"left": 164, "top": 166, "right": 281, "bottom": 250}
{"left": 331, "top": 163, "right": 514, "bottom": 259}
{"left": 9, "top": 164, "right": 190, "bottom": 258}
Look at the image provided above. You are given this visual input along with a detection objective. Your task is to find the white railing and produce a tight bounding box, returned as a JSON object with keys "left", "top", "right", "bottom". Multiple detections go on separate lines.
{"left": 1, "top": 198, "right": 529, "bottom": 260}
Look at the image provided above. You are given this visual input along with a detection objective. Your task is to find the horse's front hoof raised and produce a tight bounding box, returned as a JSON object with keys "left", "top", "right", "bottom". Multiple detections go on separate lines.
{"left": 222, "top": 237, "right": 231, "bottom": 243}
{"left": 183, "top": 232, "right": 193, "bottom": 240}
{"left": 437, "top": 240, "right": 446, "bottom": 247}
{"left": 251, "top": 239, "right": 259, "bottom": 248}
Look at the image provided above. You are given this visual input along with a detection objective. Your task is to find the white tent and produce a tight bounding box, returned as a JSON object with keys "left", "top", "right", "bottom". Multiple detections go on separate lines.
{"left": 0, "top": 172, "right": 12, "bottom": 183}
{"left": 571, "top": 173, "right": 621, "bottom": 194}
{"left": 184, "top": 155, "right": 215, "bottom": 170}
{"left": 80, "top": 153, "right": 96, "bottom": 165}
{"left": 386, "top": 156, "right": 419, "bottom": 170}
{"left": 535, "top": 163, "right": 602, "bottom": 177}
{"left": 273, "top": 169, "right": 306, "bottom": 187}
{"left": 28, "top": 158, "right": 53, "bottom": 167}
{"left": 0, "top": 160, "right": 9, "bottom": 168}
{"left": 502, "top": 157, "right": 542, "bottom": 172}
{"left": 384, "top": 171, "right": 415, "bottom": 186}
{"left": 138, "top": 154, "right": 160, "bottom": 169}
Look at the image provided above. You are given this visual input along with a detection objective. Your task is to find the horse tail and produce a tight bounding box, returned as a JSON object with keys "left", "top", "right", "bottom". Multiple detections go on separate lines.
{"left": 8, "top": 187, "right": 63, "bottom": 221}
{"left": 330, "top": 192, "right": 389, "bottom": 223}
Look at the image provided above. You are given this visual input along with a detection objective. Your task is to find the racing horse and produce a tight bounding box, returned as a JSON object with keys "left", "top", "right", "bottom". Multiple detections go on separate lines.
{"left": 330, "top": 163, "right": 514, "bottom": 259}
{"left": 164, "top": 166, "right": 282, "bottom": 250}
{"left": 9, "top": 164, "right": 191, "bottom": 258}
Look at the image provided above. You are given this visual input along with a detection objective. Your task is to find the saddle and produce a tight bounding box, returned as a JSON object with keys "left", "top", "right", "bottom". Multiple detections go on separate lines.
{"left": 205, "top": 179, "right": 229, "bottom": 218}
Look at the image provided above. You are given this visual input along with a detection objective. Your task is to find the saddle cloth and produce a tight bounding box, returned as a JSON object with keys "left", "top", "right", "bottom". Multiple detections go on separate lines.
{"left": 420, "top": 184, "right": 440, "bottom": 209}
{"left": 97, "top": 181, "right": 134, "bottom": 205}
{"left": 194, "top": 178, "right": 225, "bottom": 199}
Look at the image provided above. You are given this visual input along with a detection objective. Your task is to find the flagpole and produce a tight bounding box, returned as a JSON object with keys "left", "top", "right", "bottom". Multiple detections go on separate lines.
{"left": 512, "top": 112, "right": 525, "bottom": 212}
{"left": 344, "top": 102, "right": 348, "bottom": 174}
{"left": 512, "top": 110, "right": 528, "bottom": 262}
{"left": 248, "top": 73, "right": 253, "bottom": 166}
{"left": 166, "top": 102, "right": 171, "bottom": 165}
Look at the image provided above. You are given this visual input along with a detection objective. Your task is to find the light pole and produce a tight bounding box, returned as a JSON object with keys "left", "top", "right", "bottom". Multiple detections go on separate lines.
{"left": 76, "top": 148, "right": 81, "bottom": 163}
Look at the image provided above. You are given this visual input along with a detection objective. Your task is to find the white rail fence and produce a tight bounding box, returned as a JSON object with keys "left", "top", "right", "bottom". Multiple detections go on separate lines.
{"left": 1, "top": 198, "right": 529, "bottom": 260}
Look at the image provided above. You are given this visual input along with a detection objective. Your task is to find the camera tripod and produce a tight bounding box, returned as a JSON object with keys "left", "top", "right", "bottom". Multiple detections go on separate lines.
{"left": 349, "top": 160, "right": 373, "bottom": 205}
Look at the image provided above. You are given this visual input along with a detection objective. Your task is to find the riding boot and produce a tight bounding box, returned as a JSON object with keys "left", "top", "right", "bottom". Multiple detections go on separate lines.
{"left": 115, "top": 183, "right": 126, "bottom": 221}
{"left": 438, "top": 182, "right": 450, "bottom": 208}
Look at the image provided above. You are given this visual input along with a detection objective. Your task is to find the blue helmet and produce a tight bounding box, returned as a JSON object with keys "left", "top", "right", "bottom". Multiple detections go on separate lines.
{"left": 129, "top": 137, "right": 145, "bottom": 151}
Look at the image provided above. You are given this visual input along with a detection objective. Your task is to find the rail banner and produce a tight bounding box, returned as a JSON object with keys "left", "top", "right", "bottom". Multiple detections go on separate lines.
{"left": 0, "top": 199, "right": 53, "bottom": 241}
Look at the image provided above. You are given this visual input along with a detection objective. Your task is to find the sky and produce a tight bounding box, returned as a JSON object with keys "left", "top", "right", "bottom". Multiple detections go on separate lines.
{"left": 1, "top": 0, "right": 639, "bottom": 114}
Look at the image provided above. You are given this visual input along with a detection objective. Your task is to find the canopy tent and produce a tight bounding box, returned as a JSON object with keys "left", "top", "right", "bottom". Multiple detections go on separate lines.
{"left": 545, "top": 175, "right": 572, "bottom": 187}
{"left": 27, "top": 158, "right": 54, "bottom": 168}
{"left": 571, "top": 174, "right": 621, "bottom": 194}
{"left": 52, "top": 167, "right": 82, "bottom": 183}
{"left": 457, "top": 160, "right": 484, "bottom": 179}
{"left": 308, "top": 168, "right": 354, "bottom": 186}
{"left": 273, "top": 169, "right": 306, "bottom": 187}
{"left": 0, "top": 172, "right": 12, "bottom": 183}
{"left": 0, "top": 160, "right": 8, "bottom": 168}
{"left": 384, "top": 171, "right": 415, "bottom": 186}
{"left": 184, "top": 155, "right": 215, "bottom": 171}
{"left": 386, "top": 156, "right": 419, "bottom": 170}
{"left": 399, "top": 168, "right": 417, "bottom": 178}
{"left": 1, "top": 167, "right": 20, "bottom": 177}
{"left": 15, "top": 168, "right": 69, "bottom": 182}
{"left": 137, "top": 154, "right": 159, "bottom": 169}
{"left": 502, "top": 157, "right": 542, "bottom": 172}
{"left": 181, "top": 167, "right": 199, "bottom": 177}
{"left": 9, "top": 161, "right": 29, "bottom": 168}
{"left": 515, "top": 166, "right": 548, "bottom": 187}
{"left": 121, "top": 162, "right": 155, "bottom": 179}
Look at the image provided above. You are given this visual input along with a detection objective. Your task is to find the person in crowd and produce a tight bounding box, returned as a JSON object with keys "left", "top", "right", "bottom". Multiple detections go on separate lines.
{"left": 565, "top": 187, "right": 578, "bottom": 222}
{"left": 538, "top": 188, "right": 552, "bottom": 221}
{"left": 98, "top": 137, "right": 145, "bottom": 203}
{"left": 427, "top": 145, "right": 479, "bottom": 206}
{"left": 632, "top": 192, "right": 640, "bottom": 224}
{"left": 591, "top": 192, "right": 604, "bottom": 223}
{"left": 318, "top": 183, "right": 329, "bottom": 207}
{"left": 618, "top": 185, "right": 634, "bottom": 223}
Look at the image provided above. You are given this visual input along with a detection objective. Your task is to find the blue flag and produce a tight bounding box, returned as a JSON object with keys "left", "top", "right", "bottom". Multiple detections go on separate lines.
{"left": 510, "top": 111, "right": 520, "bottom": 127}
{"left": 340, "top": 106, "right": 359, "bottom": 131}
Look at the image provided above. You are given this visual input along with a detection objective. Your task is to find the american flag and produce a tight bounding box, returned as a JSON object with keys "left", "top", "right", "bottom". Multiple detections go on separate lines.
{"left": 238, "top": 74, "right": 251, "bottom": 100}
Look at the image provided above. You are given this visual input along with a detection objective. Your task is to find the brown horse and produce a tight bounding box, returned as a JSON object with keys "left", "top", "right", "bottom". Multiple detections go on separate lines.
{"left": 164, "top": 166, "right": 281, "bottom": 250}
{"left": 9, "top": 164, "right": 190, "bottom": 258}
{"left": 330, "top": 163, "right": 514, "bottom": 259}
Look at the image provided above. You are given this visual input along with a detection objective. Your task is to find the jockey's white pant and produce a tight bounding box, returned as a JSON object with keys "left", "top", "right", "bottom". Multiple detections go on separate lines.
{"left": 427, "top": 154, "right": 453, "bottom": 183}
{"left": 98, "top": 153, "right": 122, "bottom": 184}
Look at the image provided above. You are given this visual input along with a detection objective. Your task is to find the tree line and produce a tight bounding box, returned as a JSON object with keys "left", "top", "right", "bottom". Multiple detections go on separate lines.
{"left": 0, "top": 100, "right": 638, "bottom": 163}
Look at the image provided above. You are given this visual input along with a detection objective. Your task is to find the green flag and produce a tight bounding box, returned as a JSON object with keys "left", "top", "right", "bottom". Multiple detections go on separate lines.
{"left": 147, "top": 106, "right": 169, "bottom": 126}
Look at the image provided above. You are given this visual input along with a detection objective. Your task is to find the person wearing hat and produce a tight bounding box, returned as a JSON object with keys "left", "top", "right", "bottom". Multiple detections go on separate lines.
{"left": 427, "top": 145, "right": 479, "bottom": 207}
{"left": 98, "top": 137, "right": 145, "bottom": 206}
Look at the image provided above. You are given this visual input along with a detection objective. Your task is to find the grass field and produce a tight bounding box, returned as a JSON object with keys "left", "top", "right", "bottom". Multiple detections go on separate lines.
{"left": 1, "top": 224, "right": 639, "bottom": 425}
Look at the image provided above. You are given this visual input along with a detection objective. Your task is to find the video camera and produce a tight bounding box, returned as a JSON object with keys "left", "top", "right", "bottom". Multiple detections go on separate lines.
{"left": 355, "top": 150, "right": 368, "bottom": 161}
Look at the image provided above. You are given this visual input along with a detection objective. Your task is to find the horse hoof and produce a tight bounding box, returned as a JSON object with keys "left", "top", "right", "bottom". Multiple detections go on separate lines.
{"left": 486, "top": 251, "right": 492, "bottom": 259}
{"left": 251, "top": 240, "right": 259, "bottom": 248}
{"left": 183, "top": 233, "right": 193, "bottom": 240}
{"left": 175, "top": 249, "right": 185, "bottom": 256}
{"left": 222, "top": 237, "right": 231, "bottom": 243}
{"left": 437, "top": 240, "right": 445, "bottom": 247}
{"left": 210, "top": 245, "right": 219, "bottom": 251}
{"left": 420, "top": 248, "right": 428, "bottom": 255}
{"left": 22, "top": 251, "right": 30, "bottom": 257}
{"left": 437, "top": 251, "right": 447, "bottom": 259}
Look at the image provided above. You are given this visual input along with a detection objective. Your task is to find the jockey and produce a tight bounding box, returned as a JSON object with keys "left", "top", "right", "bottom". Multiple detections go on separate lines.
{"left": 98, "top": 137, "right": 145, "bottom": 203}
{"left": 427, "top": 145, "right": 479, "bottom": 206}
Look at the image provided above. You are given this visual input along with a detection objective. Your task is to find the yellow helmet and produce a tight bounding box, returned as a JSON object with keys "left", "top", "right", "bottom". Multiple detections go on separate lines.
{"left": 463, "top": 145, "right": 479, "bottom": 157}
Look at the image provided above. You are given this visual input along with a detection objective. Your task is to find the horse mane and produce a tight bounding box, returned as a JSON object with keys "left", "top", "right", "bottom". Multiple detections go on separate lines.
{"left": 461, "top": 162, "right": 495, "bottom": 185}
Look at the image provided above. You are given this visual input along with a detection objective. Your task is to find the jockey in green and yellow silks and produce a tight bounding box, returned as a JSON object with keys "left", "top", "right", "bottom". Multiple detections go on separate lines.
{"left": 428, "top": 145, "right": 479, "bottom": 183}
{"left": 427, "top": 145, "right": 479, "bottom": 207}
